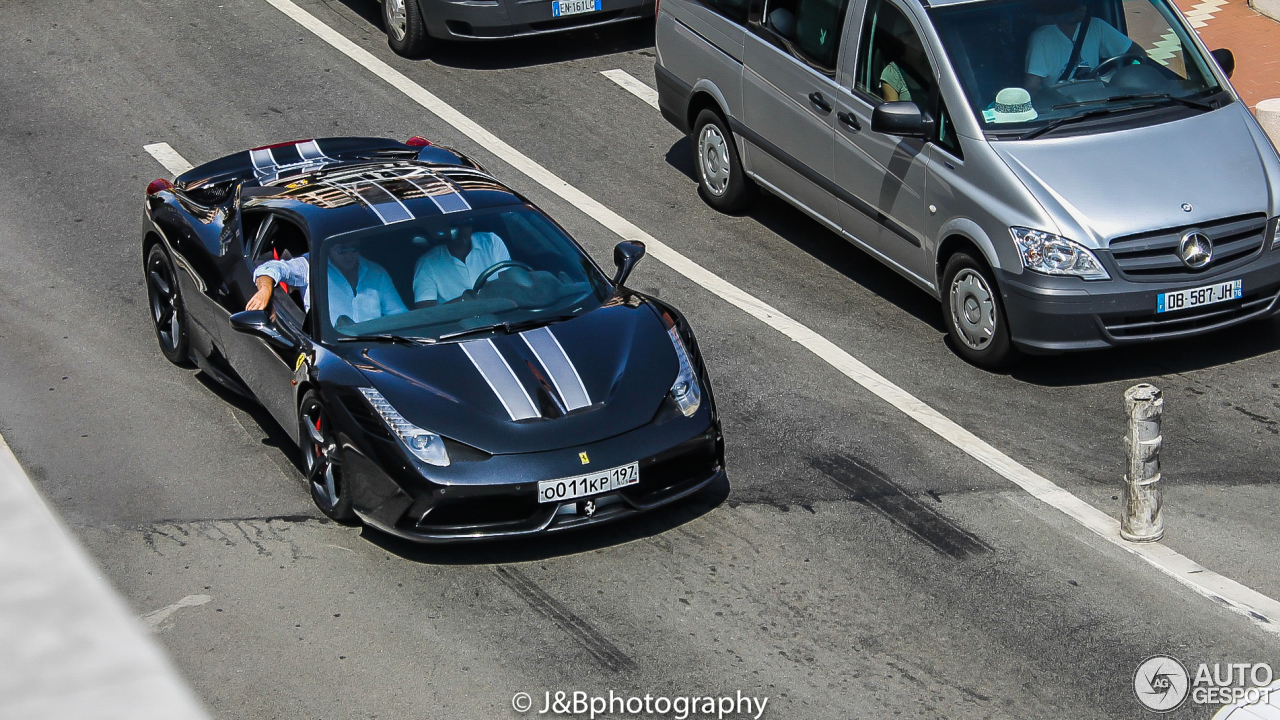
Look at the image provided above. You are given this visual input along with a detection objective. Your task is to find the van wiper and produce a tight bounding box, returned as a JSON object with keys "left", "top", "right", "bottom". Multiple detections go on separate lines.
{"left": 1019, "top": 104, "right": 1160, "bottom": 140}
{"left": 436, "top": 314, "right": 579, "bottom": 342}
{"left": 1053, "top": 92, "right": 1215, "bottom": 112}
{"left": 336, "top": 333, "right": 434, "bottom": 345}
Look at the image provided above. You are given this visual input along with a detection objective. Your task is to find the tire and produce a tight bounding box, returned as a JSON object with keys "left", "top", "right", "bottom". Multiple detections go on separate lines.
{"left": 299, "top": 391, "right": 358, "bottom": 523}
{"left": 145, "top": 243, "right": 190, "bottom": 365}
{"left": 692, "top": 109, "right": 756, "bottom": 213}
{"left": 383, "top": 0, "right": 432, "bottom": 58}
{"left": 941, "top": 252, "right": 1017, "bottom": 370}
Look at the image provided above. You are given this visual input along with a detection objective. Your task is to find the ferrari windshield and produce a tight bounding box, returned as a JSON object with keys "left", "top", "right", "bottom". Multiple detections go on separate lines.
{"left": 313, "top": 205, "right": 611, "bottom": 343}
{"left": 926, "top": 0, "right": 1226, "bottom": 136}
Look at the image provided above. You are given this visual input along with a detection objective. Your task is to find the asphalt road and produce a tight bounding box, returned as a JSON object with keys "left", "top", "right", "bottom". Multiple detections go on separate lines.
{"left": 1, "top": 0, "right": 1277, "bottom": 717}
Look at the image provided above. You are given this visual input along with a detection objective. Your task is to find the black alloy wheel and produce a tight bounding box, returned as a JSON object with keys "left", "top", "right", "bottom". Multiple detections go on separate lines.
{"left": 692, "top": 109, "right": 757, "bottom": 213}
{"left": 383, "top": 0, "right": 432, "bottom": 58}
{"left": 941, "top": 252, "right": 1016, "bottom": 371}
{"left": 145, "top": 243, "right": 190, "bottom": 365}
{"left": 300, "top": 391, "right": 357, "bottom": 523}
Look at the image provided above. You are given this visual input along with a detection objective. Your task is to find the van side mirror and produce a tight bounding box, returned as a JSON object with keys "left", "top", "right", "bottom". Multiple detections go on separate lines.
{"left": 612, "top": 241, "right": 646, "bottom": 286}
{"left": 230, "top": 310, "right": 294, "bottom": 349}
{"left": 1211, "top": 48, "right": 1235, "bottom": 79}
{"left": 871, "top": 102, "right": 935, "bottom": 138}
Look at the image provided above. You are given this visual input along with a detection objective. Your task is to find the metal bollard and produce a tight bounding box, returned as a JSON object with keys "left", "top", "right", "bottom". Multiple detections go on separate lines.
{"left": 1122, "top": 384, "right": 1164, "bottom": 542}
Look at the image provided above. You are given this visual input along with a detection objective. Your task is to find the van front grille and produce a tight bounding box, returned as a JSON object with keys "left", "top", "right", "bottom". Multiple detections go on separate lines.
{"left": 1100, "top": 288, "right": 1279, "bottom": 339}
{"left": 1107, "top": 214, "right": 1268, "bottom": 281}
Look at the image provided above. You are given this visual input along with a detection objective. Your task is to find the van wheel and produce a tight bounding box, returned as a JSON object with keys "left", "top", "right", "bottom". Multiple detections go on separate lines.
{"left": 693, "top": 109, "right": 756, "bottom": 213}
{"left": 942, "top": 253, "right": 1016, "bottom": 370}
{"left": 384, "top": 0, "right": 431, "bottom": 58}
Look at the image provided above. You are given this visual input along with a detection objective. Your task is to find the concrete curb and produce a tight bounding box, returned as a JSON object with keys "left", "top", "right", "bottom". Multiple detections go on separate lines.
{"left": 0, "top": 431, "right": 212, "bottom": 720}
{"left": 1249, "top": 0, "right": 1280, "bottom": 23}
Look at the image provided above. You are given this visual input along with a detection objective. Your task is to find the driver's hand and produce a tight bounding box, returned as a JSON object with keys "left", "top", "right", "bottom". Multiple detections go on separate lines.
{"left": 246, "top": 276, "right": 275, "bottom": 311}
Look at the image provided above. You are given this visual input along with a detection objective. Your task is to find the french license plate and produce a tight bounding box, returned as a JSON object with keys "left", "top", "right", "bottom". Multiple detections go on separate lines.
{"left": 552, "top": 0, "right": 600, "bottom": 16}
{"left": 538, "top": 462, "right": 638, "bottom": 503}
{"left": 1157, "top": 279, "right": 1242, "bottom": 313}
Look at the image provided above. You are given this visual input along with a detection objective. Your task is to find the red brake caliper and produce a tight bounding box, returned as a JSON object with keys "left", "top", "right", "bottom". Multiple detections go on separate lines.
{"left": 313, "top": 416, "right": 322, "bottom": 457}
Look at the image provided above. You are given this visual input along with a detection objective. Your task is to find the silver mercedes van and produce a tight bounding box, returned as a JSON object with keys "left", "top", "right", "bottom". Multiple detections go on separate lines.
{"left": 655, "top": 0, "right": 1280, "bottom": 367}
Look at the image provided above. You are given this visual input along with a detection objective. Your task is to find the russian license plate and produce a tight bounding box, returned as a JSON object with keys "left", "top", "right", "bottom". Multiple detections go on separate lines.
{"left": 552, "top": 0, "right": 600, "bottom": 16}
{"left": 538, "top": 462, "right": 638, "bottom": 503}
{"left": 1157, "top": 279, "right": 1242, "bottom": 313}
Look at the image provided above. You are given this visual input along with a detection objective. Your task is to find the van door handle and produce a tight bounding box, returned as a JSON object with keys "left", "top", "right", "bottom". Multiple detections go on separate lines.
{"left": 808, "top": 92, "right": 832, "bottom": 113}
{"left": 837, "top": 111, "right": 861, "bottom": 132}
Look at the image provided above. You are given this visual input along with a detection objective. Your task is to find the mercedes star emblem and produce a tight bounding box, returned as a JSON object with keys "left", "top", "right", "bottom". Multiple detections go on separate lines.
{"left": 1181, "top": 203, "right": 1193, "bottom": 212}
{"left": 1178, "top": 231, "right": 1213, "bottom": 269}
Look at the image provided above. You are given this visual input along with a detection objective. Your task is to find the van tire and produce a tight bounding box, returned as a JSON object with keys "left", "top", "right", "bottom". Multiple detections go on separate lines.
{"left": 693, "top": 109, "right": 756, "bottom": 213}
{"left": 941, "top": 253, "right": 1016, "bottom": 370}
{"left": 384, "top": 0, "right": 432, "bottom": 58}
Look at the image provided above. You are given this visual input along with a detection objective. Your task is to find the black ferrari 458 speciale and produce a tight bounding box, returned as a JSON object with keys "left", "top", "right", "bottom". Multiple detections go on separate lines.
{"left": 143, "top": 136, "right": 724, "bottom": 541}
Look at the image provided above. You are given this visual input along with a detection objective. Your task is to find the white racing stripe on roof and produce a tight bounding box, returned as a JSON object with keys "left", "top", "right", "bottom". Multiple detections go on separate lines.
{"left": 460, "top": 339, "right": 540, "bottom": 421}
{"left": 522, "top": 327, "right": 591, "bottom": 411}
{"left": 295, "top": 139, "right": 328, "bottom": 161}
{"left": 355, "top": 181, "right": 415, "bottom": 224}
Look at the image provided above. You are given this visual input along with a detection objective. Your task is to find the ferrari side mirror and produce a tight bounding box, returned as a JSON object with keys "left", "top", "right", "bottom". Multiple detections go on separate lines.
{"left": 612, "top": 241, "right": 646, "bottom": 286}
{"left": 230, "top": 310, "right": 294, "bottom": 349}
{"left": 1211, "top": 48, "right": 1235, "bottom": 79}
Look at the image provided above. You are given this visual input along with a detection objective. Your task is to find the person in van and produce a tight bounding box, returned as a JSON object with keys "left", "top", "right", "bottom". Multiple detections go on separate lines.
{"left": 879, "top": 29, "right": 930, "bottom": 103}
{"left": 1023, "top": 0, "right": 1145, "bottom": 92}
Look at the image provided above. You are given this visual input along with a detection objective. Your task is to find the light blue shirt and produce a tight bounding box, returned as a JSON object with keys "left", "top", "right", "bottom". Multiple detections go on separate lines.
{"left": 412, "top": 232, "right": 511, "bottom": 304}
{"left": 253, "top": 254, "right": 408, "bottom": 325}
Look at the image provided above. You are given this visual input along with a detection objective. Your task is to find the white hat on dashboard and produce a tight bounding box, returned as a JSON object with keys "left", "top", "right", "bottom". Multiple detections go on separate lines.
{"left": 992, "top": 87, "right": 1038, "bottom": 123}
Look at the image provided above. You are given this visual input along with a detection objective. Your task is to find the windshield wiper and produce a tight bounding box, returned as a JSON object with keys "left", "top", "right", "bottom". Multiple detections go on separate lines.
{"left": 1019, "top": 104, "right": 1161, "bottom": 140}
{"left": 336, "top": 333, "right": 434, "bottom": 345}
{"left": 1053, "top": 92, "right": 1215, "bottom": 112}
{"left": 436, "top": 314, "right": 579, "bottom": 342}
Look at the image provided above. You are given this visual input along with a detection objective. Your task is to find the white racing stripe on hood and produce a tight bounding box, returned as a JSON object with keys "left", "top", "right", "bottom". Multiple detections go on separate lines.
{"left": 521, "top": 327, "right": 591, "bottom": 411}
{"left": 461, "top": 339, "right": 540, "bottom": 421}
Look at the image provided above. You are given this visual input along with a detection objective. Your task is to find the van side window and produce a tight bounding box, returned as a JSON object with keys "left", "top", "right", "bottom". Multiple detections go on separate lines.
{"left": 696, "top": 0, "right": 749, "bottom": 23}
{"left": 935, "top": 102, "right": 962, "bottom": 158}
{"left": 853, "top": 0, "right": 936, "bottom": 111}
{"left": 763, "top": 0, "right": 850, "bottom": 72}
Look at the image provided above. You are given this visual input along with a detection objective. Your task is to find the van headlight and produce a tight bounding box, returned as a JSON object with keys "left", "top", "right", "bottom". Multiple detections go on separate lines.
{"left": 359, "top": 388, "right": 450, "bottom": 466}
{"left": 662, "top": 315, "right": 702, "bottom": 417}
{"left": 1011, "top": 227, "right": 1110, "bottom": 280}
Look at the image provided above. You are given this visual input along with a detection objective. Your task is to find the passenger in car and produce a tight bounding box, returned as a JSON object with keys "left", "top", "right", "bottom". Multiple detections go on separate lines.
{"left": 247, "top": 240, "right": 408, "bottom": 325}
{"left": 880, "top": 33, "right": 930, "bottom": 103}
{"left": 412, "top": 219, "right": 512, "bottom": 307}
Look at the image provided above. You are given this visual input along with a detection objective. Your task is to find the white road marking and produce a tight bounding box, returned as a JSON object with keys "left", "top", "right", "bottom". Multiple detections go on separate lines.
{"left": 253, "top": 0, "right": 1280, "bottom": 634}
{"left": 144, "top": 142, "right": 195, "bottom": 176}
{"left": 601, "top": 69, "right": 660, "bottom": 110}
{"left": 141, "top": 594, "right": 213, "bottom": 631}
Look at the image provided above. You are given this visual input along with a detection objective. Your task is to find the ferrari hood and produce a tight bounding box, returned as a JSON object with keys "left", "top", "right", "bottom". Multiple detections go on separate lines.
{"left": 990, "top": 104, "right": 1271, "bottom": 247}
{"left": 348, "top": 301, "right": 678, "bottom": 455}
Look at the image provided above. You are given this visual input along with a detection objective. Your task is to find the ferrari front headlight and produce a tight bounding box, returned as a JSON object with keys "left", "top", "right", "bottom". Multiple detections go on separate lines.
{"left": 663, "top": 317, "right": 702, "bottom": 417}
{"left": 359, "top": 388, "right": 450, "bottom": 466}
{"left": 1011, "top": 227, "right": 1110, "bottom": 280}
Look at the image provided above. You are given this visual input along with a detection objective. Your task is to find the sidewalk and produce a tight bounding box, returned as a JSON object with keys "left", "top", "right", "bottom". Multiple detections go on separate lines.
{"left": 1175, "top": 0, "right": 1280, "bottom": 108}
{"left": 0, "top": 432, "right": 211, "bottom": 720}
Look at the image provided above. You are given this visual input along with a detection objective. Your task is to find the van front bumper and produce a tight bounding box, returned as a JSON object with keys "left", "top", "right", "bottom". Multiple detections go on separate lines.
{"left": 996, "top": 251, "right": 1280, "bottom": 353}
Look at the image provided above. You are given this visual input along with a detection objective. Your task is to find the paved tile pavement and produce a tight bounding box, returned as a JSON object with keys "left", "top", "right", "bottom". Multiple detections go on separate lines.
{"left": 1176, "top": 0, "right": 1280, "bottom": 108}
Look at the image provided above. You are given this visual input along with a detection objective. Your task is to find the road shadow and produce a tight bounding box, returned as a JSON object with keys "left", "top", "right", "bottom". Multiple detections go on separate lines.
{"left": 332, "top": 0, "right": 655, "bottom": 69}
{"left": 360, "top": 472, "right": 729, "bottom": 564}
{"left": 1010, "top": 314, "right": 1280, "bottom": 386}
{"left": 192, "top": 370, "right": 305, "bottom": 473}
{"left": 665, "top": 138, "right": 945, "bottom": 332}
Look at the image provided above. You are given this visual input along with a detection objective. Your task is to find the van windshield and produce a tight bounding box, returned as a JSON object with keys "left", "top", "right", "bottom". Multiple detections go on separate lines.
{"left": 927, "top": 0, "right": 1227, "bottom": 137}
